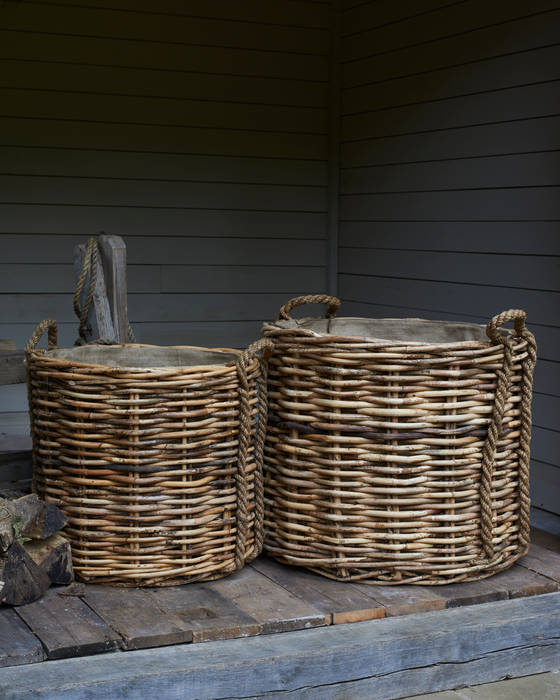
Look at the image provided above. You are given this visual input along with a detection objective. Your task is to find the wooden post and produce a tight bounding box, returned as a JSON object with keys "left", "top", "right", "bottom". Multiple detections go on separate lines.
{"left": 98, "top": 234, "right": 129, "bottom": 344}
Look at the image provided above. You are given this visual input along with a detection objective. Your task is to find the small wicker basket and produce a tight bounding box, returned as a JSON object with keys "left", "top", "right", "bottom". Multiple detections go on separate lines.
{"left": 25, "top": 319, "right": 272, "bottom": 586}
{"left": 262, "top": 295, "right": 537, "bottom": 585}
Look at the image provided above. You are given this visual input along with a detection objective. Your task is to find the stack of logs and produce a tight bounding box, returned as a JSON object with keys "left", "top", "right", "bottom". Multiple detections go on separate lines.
{"left": 0, "top": 493, "right": 73, "bottom": 605}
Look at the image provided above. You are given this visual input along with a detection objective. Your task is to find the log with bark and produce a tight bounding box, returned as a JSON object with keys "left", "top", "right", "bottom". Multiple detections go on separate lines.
{"left": 0, "top": 494, "right": 73, "bottom": 606}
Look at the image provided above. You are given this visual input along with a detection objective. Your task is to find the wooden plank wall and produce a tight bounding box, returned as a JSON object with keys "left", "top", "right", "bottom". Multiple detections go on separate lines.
{"left": 0, "top": 0, "right": 330, "bottom": 434}
{"left": 338, "top": 0, "right": 560, "bottom": 514}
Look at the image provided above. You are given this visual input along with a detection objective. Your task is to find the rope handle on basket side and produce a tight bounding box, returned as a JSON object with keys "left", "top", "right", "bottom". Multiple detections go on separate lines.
{"left": 25, "top": 319, "right": 58, "bottom": 354}
{"left": 233, "top": 337, "right": 275, "bottom": 569}
{"left": 486, "top": 309, "right": 527, "bottom": 343}
{"left": 479, "top": 308, "right": 537, "bottom": 563}
{"left": 276, "top": 294, "right": 341, "bottom": 321}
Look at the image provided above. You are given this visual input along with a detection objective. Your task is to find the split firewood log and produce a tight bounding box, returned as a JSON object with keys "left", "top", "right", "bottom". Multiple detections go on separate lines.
{"left": 0, "top": 542, "right": 51, "bottom": 606}
{"left": 0, "top": 494, "right": 67, "bottom": 551}
{"left": 0, "top": 494, "right": 74, "bottom": 605}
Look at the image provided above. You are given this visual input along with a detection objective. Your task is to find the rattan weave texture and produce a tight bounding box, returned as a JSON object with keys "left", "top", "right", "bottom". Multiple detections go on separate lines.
{"left": 262, "top": 296, "right": 537, "bottom": 585}
{"left": 25, "top": 319, "right": 272, "bottom": 586}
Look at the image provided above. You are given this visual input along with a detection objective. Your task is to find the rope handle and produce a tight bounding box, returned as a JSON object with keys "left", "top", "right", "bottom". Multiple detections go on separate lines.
{"left": 233, "top": 336, "right": 274, "bottom": 569}
{"left": 25, "top": 319, "right": 58, "bottom": 354}
{"left": 486, "top": 309, "right": 527, "bottom": 344}
{"left": 276, "top": 294, "right": 341, "bottom": 321}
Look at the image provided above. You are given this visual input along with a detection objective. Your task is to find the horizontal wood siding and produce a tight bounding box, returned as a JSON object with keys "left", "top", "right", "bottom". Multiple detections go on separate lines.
{"left": 339, "top": 0, "right": 560, "bottom": 514}
{"left": 0, "top": 0, "right": 330, "bottom": 436}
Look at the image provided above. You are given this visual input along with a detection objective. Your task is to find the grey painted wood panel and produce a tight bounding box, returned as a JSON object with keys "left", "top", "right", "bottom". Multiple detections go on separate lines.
{"left": 341, "top": 0, "right": 559, "bottom": 62}
{"left": 341, "top": 0, "right": 458, "bottom": 36}
{"left": 340, "top": 188, "right": 560, "bottom": 220}
{"left": 0, "top": 210, "right": 326, "bottom": 238}
{"left": 0, "top": 148, "right": 327, "bottom": 185}
{"left": 1, "top": 89, "right": 328, "bottom": 135}
{"left": 343, "top": 10, "right": 560, "bottom": 86}
{"left": 0, "top": 264, "right": 324, "bottom": 295}
{"left": 338, "top": 249, "right": 560, "bottom": 291}
{"left": 1, "top": 4, "right": 329, "bottom": 55}
{"left": 0, "top": 293, "right": 304, "bottom": 323}
{"left": 0, "top": 118, "right": 327, "bottom": 160}
{"left": 531, "top": 427, "right": 560, "bottom": 468}
{"left": 1, "top": 59, "right": 328, "bottom": 108}
{"left": 339, "top": 275, "right": 560, "bottom": 328}
{"left": 531, "top": 460, "right": 560, "bottom": 513}
{"left": 342, "top": 116, "right": 560, "bottom": 166}
{"left": 345, "top": 44, "right": 560, "bottom": 114}
{"left": 339, "top": 221, "right": 560, "bottom": 254}
{"left": 46, "top": 0, "right": 331, "bottom": 28}
{"left": 341, "top": 152, "right": 560, "bottom": 193}
{"left": 0, "top": 30, "right": 328, "bottom": 81}
{"left": 1, "top": 236, "right": 326, "bottom": 265}
{"left": 0, "top": 177, "right": 326, "bottom": 211}
{"left": 342, "top": 82, "right": 560, "bottom": 139}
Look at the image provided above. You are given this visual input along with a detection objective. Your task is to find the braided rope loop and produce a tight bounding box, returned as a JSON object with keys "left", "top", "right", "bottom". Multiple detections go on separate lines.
{"left": 481, "top": 309, "right": 537, "bottom": 561}
{"left": 233, "top": 338, "right": 274, "bottom": 569}
{"left": 25, "top": 318, "right": 58, "bottom": 354}
{"left": 276, "top": 294, "right": 341, "bottom": 321}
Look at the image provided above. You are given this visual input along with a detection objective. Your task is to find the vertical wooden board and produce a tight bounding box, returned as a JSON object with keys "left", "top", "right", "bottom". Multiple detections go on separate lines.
{"left": 98, "top": 234, "right": 128, "bottom": 344}
{"left": 352, "top": 582, "right": 446, "bottom": 617}
{"left": 145, "top": 583, "right": 260, "bottom": 643}
{"left": 0, "top": 607, "right": 45, "bottom": 667}
{"left": 488, "top": 564, "right": 558, "bottom": 599}
{"left": 15, "top": 587, "right": 121, "bottom": 660}
{"left": 518, "top": 544, "right": 560, "bottom": 582}
{"left": 251, "top": 557, "right": 383, "bottom": 624}
{"left": 208, "top": 565, "right": 330, "bottom": 631}
{"left": 83, "top": 586, "right": 192, "bottom": 650}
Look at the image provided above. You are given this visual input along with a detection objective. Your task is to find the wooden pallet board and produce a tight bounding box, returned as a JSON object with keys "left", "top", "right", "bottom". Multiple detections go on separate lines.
{"left": 0, "top": 608, "right": 45, "bottom": 668}
{"left": 251, "top": 557, "right": 385, "bottom": 624}
{"left": 83, "top": 586, "right": 193, "bottom": 651}
{"left": 15, "top": 588, "right": 121, "bottom": 660}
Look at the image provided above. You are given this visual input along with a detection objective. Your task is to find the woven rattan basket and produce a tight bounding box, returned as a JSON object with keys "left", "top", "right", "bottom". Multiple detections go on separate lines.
{"left": 262, "top": 295, "right": 537, "bottom": 585}
{"left": 25, "top": 319, "right": 272, "bottom": 586}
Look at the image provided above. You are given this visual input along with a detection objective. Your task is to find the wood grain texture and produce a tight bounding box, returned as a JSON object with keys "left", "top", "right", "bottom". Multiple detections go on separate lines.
{"left": 251, "top": 557, "right": 384, "bottom": 624}
{"left": 0, "top": 607, "right": 44, "bottom": 668}
{"left": 15, "top": 588, "right": 120, "bottom": 660}
{"left": 83, "top": 587, "right": 193, "bottom": 650}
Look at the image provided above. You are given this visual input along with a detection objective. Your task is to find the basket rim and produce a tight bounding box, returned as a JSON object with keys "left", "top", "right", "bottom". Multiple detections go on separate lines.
{"left": 263, "top": 315, "right": 517, "bottom": 349}
{"left": 27, "top": 342, "right": 244, "bottom": 374}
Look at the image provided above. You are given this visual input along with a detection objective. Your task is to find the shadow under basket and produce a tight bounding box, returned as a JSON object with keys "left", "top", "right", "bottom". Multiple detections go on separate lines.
{"left": 25, "top": 319, "right": 272, "bottom": 586}
{"left": 262, "top": 295, "right": 537, "bottom": 585}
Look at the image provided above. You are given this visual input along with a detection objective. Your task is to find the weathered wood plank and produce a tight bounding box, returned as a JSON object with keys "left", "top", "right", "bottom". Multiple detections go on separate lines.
{"left": 208, "top": 565, "right": 329, "bottom": 631}
{"left": 0, "top": 607, "right": 44, "bottom": 668}
{"left": 146, "top": 584, "right": 259, "bottom": 643}
{"left": 98, "top": 235, "right": 129, "bottom": 344}
{"left": 0, "top": 353, "right": 25, "bottom": 386}
{"left": 83, "top": 586, "right": 192, "bottom": 650}
{"left": 433, "top": 578, "right": 508, "bottom": 609}
{"left": 488, "top": 564, "right": 558, "bottom": 599}
{"left": 518, "top": 543, "right": 560, "bottom": 582}
{"left": 15, "top": 588, "right": 121, "bottom": 660}
{"left": 251, "top": 557, "right": 383, "bottom": 624}
{"left": 352, "top": 582, "right": 446, "bottom": 617}
{"left": 0, "top": 593, "right": 558, "bottom": 699}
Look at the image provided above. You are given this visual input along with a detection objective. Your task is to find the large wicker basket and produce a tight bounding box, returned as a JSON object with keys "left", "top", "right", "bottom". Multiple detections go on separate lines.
{"left": 25, "top": 319, "right": 272, "bottom": 586}
{"left": 262, "top": 295, "right": 537, "bottom": 585}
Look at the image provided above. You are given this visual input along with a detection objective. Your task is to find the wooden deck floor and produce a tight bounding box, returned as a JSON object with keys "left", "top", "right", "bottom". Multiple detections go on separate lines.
{"left": 2, "top": 528, "right": 559, "bottom": 669}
